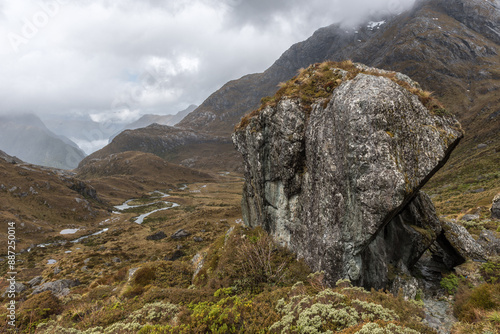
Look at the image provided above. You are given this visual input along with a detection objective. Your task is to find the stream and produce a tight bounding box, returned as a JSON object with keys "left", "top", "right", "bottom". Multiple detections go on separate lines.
{"left": 113, "top": 190, "right": 180, "bottom": 224}
{"left": 28, "top": 190, "right": 179, "bottom": 252}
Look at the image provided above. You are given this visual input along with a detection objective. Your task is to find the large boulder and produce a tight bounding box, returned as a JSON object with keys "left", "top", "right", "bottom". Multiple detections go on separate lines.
{"left": 233, "top": 62, "right": 464, "bottom": 289}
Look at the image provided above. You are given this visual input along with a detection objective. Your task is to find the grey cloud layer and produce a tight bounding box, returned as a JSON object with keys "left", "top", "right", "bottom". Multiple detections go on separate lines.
{"left": 0, "top": 0, "right": 415, "bottom": 121}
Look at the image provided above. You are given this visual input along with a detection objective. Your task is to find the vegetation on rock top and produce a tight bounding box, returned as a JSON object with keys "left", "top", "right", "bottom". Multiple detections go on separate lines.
{"left": 236, "top": 60, "right": 451, "bottom": 131}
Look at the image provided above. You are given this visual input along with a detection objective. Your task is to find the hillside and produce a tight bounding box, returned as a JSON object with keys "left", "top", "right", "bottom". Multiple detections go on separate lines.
{"left": 0, "top": 151, "right": 108, "bottom": 252}
{"left": 0, "top": 114, "right": 86, "bottom": 170}
{"left": 80, "top": 124, "right": 242, "bottom": 172}
{"left": 76, "top": 151, "right": 214, "bottom": 204}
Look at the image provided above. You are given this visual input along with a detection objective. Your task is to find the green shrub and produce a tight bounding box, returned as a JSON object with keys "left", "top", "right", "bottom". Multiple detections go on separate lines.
{"left": 440, "top": 274, "right": 460, "bottom": 294}
{"left": 480, "top": 257, "right": 500, "bottom": 283}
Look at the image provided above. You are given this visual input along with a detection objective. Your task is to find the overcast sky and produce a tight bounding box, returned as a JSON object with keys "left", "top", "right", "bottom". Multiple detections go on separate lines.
{"left": 0, "top": 0, "right": 416, "bottom": 124}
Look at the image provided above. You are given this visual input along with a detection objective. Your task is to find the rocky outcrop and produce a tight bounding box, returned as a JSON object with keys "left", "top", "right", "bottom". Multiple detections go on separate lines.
{"left": 440, "top": 220, "right": 486, "bottom": 262}
{"left": 69, "top": 181, "right": 100, "bottom": 202}
{"left": 233, "top": 63, "right": 465, "bottom": 289}
{"left": 491, "top": 193, "right": 500, "bottom": 219}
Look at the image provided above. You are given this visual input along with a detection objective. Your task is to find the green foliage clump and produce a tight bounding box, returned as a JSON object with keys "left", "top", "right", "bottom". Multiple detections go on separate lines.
{"left": 440, "top": 274, "right": 460, "bottom": 294}
{"left": 128, "top": 302, "right": 179, "bottom": 325}
{"left": 480, "top": 257, "right": 500, "bottom": 283}
{"left": 355, "top": 322, "right": 421, "bottom": 333}
{"left": 268, "top": 284, "right": 428, "bottom": 334}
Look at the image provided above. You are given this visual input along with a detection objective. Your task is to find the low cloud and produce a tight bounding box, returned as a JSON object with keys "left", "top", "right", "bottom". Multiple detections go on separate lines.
{"left": 0, "top": 0, "right": 416, "bottom": 121}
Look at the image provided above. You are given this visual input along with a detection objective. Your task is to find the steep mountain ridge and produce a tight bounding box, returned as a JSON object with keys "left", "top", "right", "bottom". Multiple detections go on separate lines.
{"left": 180, "top": 0, "right": 500, "bottom": 138}
{"left": 108, "top": 104, "right": 198, "bottom": 142}
{"left": 0, "top": 114, "right": 86, "bottom": 170}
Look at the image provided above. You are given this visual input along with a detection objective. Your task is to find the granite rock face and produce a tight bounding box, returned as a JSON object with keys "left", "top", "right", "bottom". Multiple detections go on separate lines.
{"left": 233, "top": 64, "right": 464, "bottom": 289}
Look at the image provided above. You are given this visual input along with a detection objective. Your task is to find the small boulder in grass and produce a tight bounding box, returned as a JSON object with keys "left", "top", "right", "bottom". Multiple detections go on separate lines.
{"left": 171, "top": 229, "right": 191, "bottom": 239}
{"left": 146, "top": 231, "right": 167, "bottom": 241}
{"left": 461, "top": 214, "right": 480, "bottom": 222}
{"left": 491, "top": 193, "right": 500, "bottom": 219}
{"left": 164, "top": 250, "right": 186, "bottom": 261}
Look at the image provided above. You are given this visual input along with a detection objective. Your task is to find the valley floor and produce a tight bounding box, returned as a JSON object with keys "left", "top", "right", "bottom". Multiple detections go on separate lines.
{"left": 0, "top": 174, "right": 499, "bottom": 333}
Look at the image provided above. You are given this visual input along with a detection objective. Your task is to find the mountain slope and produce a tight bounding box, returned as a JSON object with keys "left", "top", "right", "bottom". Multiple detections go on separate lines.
{"left": 79, "top": 124, "right": 241, "bottom": 172}
{"left": 179, "top": 0, "right": 500, "bottom": 139}
{"left": 0, "top": 152, "right": 108, "bottom": 251}
{"left": 0, "top": 114, "right": 86, "bottom": 169}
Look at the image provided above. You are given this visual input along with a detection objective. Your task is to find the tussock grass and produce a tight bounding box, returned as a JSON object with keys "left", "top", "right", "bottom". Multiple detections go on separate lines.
{"left": 236, "top": 60, "right": 450, "bottom": 131}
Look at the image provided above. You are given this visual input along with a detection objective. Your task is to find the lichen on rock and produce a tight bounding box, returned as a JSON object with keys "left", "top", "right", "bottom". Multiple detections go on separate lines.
{"left": 233, "top": 62, "right": 466, "bottom": 290}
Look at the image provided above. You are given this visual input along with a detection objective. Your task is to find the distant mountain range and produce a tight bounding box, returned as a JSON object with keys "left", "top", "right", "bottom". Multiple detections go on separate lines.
{"left": 0, "top": 113, "right": 86, "bottom": 170}
{"left": 108, "top": 104, "right": 197, "bottom": 142}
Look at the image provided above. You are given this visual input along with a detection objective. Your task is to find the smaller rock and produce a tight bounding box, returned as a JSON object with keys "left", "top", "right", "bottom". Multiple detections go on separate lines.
{"left": 112, "top": 257, "right": 121, "bottom": 263}
{"left": 53, "top": 267, "right": 62, "bottom": 275}
{"left": 81, "top": 266, "right": 89, "bottom": 272}
{"left": 461, "top": 214, "right": 480, "bottom": 221}
{"left": 478, "top": 230, "right": 500, "bottom": 256}
{"left": 442, "top": 221, "right": 486, "bottom": 262}
{"left": 32, "top": 279, "right": 79, "bottom": 297}
{"left": 83, "top": 258, "right": 91, "bottom": 265}
{"left": 193, "top": 236, "right": 204, "bottom": 242}
{"left": 146, "top": 231, "right": 167, "bottom": 241}
{"left": 192, "top": 252, "right": 206, "bottom": 279}
{"left": 470, "top": 188, "right": 485, "bottom": 194}
{"left": 2, "top": 282, "right": 27, "bottom": 297}
{"left": 491, "top": 193, "right": 500, "bottom": 219}
{"left": 477, "top": 143, "right": 488, "bottom": 149}
{"left": 128, "top": 268, "right": 139, "bottom": 280}
{"left": 164, "top": 250, "right": 186, "bottom": 261}
{"left": 27, "top": 276, "right": 43, "bottom": 288}
{"left": 171, "top": 229, "right": 191, "bottom": 239}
